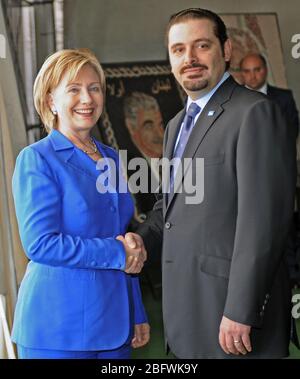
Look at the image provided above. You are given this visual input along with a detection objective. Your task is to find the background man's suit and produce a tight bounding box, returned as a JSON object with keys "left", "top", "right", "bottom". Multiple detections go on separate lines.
{"left": 267, "top": 84, "right": 299, "bottom": 142}
{"left": 265, "top": 84, "right": 300, "bottom": 293}
{"left": 138, "top": 76, "right": 296, "bottom": 358}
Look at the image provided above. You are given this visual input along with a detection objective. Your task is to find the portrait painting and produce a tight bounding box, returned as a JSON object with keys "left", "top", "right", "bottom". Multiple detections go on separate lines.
{"left": 97, "top": 61, "right": 185, "bottom": 217}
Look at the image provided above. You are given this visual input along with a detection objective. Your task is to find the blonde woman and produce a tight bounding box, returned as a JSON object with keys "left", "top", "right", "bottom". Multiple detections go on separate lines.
{"left": 12, "top": 49, "right": 149, "bottom": 359}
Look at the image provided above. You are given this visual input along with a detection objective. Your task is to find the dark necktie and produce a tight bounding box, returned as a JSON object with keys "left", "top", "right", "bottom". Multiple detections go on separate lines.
{"left": 169, "top": 102, "right": 201, "bottom": 195}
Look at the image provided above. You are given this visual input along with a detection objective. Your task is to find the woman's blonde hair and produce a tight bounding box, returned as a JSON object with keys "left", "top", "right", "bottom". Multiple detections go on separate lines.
{"left": 33, "top": 48, "right": 106, "bottom": 133}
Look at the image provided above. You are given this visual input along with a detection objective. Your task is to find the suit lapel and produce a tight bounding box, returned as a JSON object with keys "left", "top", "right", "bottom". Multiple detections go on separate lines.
{"left": 165, "top": 109, "right": 185, "bottom": 161}
{"left": 179, "top": 101, "right": 223, "bottom": 179}
{"left": 166, "top": 106, "right": 224, "bottom": 208}
{"left": 163, "top": 110, "right": 185, "bottom": 209}
{"left": 49, "top": 129, "right": 98, "bottom": 181}
{"left": 66, "top": 150, "right": 98, "bottom": 181}
{"left": 165, "top": 76, "right": 237, "bottom": 212}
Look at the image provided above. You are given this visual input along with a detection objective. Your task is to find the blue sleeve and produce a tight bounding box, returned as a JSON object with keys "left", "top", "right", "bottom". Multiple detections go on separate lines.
{"left": 131, "top": 276, "right": 148, "bottom": 324}
{"left": 12, "top": 146, "right": 126, "bottom": 270}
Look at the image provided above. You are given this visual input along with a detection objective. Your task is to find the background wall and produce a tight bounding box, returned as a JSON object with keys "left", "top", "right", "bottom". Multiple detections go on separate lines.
{"left": 64, "top": 0, "right": 300, "bottom": 108}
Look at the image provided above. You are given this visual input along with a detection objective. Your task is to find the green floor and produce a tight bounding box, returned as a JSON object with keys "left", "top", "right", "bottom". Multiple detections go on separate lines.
{"left": 132, "top": 272, "right": 300, "bottom": 359}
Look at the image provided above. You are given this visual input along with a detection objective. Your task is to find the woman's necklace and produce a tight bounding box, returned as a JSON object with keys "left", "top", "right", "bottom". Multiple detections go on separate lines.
{"left": 71, "top": 134, "right": 98, "bottom": 155}
{"left": 80, "top": 138, "right": 98, "bottom": 155}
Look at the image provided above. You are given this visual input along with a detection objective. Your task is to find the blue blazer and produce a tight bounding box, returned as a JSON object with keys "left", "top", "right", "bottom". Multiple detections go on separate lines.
{"left": 12, "top": 130, "right": 147, "bottom": 351}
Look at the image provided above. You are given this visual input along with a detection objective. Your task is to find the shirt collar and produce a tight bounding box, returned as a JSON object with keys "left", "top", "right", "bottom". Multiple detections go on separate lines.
{"left": 245, "top": 82, "right": 268, "bottom": 95}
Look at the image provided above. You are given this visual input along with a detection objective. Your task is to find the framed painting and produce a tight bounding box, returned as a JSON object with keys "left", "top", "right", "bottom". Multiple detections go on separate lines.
{"left": 97, "top": 61, "right": 185, "bottom": 216}
{"left": 221, "top": 13, "right": 287, "bottom": 87}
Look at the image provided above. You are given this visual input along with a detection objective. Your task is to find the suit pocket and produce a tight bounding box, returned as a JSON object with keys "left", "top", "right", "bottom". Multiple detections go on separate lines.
{"left": 200, "top": 255, "right": 231, "bottom": 279}
{"left": 203, "top": 153, "right": 225, "bottom": 166}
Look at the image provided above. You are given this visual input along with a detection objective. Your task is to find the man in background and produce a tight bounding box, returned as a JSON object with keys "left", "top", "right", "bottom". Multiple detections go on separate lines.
{"left": 240, "top": 53, "right": 299, "bottom": 141}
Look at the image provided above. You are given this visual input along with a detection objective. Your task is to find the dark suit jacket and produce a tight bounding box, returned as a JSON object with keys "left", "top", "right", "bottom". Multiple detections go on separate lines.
{"left": 138, "top": 76, "right": 296, "bottom": 358}
{"left": 268, "top": 84, "right": 300, "bottom": 349}
{"left": 267, "top": 84, "right": 299, "bottom": 142}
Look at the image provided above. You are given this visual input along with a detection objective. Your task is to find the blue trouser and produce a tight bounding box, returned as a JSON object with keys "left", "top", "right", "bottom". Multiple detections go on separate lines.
{"left": 17, "top": 343, "right": 132, "bottom": 359}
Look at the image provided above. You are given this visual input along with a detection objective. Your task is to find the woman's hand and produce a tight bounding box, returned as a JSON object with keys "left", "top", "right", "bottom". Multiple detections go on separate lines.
{"left": 116, "top": 235, "right": 146, "bottom": 274}
{"left": 131, "top": 323, "right": 150, "bottom": 348}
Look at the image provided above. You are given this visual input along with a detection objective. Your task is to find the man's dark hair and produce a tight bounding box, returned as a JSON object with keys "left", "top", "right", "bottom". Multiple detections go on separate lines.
{"left": 166, "top": 8, "right": 228, "bottom": 49}
{"left": 165, "top": 8, "right": 230, "bottom": 69}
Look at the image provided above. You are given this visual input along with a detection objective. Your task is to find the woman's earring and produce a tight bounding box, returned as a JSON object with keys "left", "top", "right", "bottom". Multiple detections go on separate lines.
{"left": 52, "top": 108, "right": 57, "bottom": 115}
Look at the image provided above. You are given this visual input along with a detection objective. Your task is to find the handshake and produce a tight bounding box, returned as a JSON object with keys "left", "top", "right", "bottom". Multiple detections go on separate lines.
{"left": 116, "top": 233, "right": 147, "bottom": 274}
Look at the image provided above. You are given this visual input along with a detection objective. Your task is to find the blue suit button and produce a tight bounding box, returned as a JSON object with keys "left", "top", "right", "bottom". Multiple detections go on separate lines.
{"left": 110, "top": 206, "right": 116, "bottom": 213}
{"left": 103, "top": 262, "right": 109, "bottom": 268}
{"left": 90, "top": 260, "right": 97, "bottom": 267}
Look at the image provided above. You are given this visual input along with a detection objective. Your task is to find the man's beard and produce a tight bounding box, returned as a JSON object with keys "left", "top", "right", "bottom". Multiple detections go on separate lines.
{"left": 180, "top": 63, "right": 209, "bottom": 92}
{"left": 183, "top": 78, "right": 209, "bottom": 92}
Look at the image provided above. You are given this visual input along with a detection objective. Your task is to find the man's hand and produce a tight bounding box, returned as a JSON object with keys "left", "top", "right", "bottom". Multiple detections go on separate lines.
{"left": 124, "top": 232, "right": 147, "bottom": 262}
{"left": 219, "top": 316, "right": 252, "bottom": 355}
{"left": 131, "top": 323, "right": 150, "bottom": 348}
{"left": 116, "top": 233, "right": 146, "bottom": 274}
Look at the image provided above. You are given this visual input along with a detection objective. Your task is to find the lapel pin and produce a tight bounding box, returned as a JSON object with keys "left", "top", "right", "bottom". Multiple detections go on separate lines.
{"left": 207, "top": 110, "right": 215, "bottom": 116}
